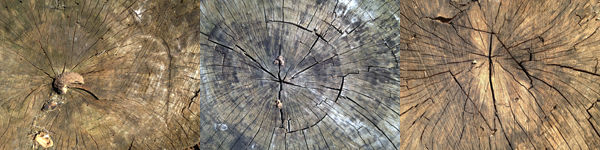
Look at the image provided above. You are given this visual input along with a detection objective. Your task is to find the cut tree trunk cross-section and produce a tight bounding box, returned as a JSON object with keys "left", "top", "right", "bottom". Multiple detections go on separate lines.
{"left": 0, "top": 0, "right": 400, "bottom": 149}
{"left": 401, "top": 0, "right": 600, "bottom": 149}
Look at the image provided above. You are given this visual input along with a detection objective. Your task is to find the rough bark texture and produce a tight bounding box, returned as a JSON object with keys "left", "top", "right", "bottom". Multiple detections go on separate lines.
{"left": 0, "top": 0, "right": 200, "bottom": 149}
{"left": 199, "top": 0, "right": 400, "bottom": 149}
{"left": 401, "top": 0, "right": 600, "bottom": 149}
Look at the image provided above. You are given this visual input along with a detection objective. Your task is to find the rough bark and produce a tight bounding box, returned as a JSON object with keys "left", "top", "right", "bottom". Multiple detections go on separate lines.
{"left": 400, "top": 0, "right": 600, "bottom": 149}
{"left": 0, "top": 0, "right": 200, "bottom": 149}
{"left": 198, "top": 0, "right": 400, "bottom": 149}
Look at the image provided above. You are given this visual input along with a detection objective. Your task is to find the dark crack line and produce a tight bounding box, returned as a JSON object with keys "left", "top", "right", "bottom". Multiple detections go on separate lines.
{"left": 548, "top": 112, "right": 574, "bottom": 150}
{"left": 542, "top": 66, "right": 600, "bottom": 102}
{"left": 72, "top": 24, "right": 138, "bottom": 70}
{"left": 399, "top": 95, "right": 430, "bottom": 117}
{"left": 72, "top": 87, "right": 99, "bottom": 100}
{"left": 450, "top": 23, "right": 479, "bottom": 49}
{"left": 244, "top": 98, "right": 272, "bottom": 150}
{"left": 548, "top": 64, "right": 600, "bottom": 76}
{"left": 230, "top": 96, "right": 267, "bottom": 149}
{"left": 216, "top": 94, "right": 257, "bottom": 149}
{"left": 279, "top": 108, "right": 285, "bottom": 129}
{"left": 320, "top": 85, "right": 340, "bottom": 91}
{"left": 356, "top": 126, "right": 376, "bottom": 150}
{"left": 267, "top": 20, "right": 311, "bottom": 32}
{"left": 495, "top": 37, "right": 535, "bottom": 88}
{"left": 316, "top": 125, "right": 331, "bottom": 150}
{"left": 291, "top": 87, "right": 330, "bottom": 114}
{"left": 173, "top": 119, "right": 189, "bottom": 141}
{"left": 302, "top": 130, "right": 309, "bottom": 149}
{"left": 429, "top": 92, "right": 455, "bottom": 148}
{"left": 507, "top": 93, "right": 536, "bottom": 148}
{"left": 24, "top": 2, "right": 56, "bottom": 77}
{"left": 128, "top": 138, "right": 135, "bottom": 150}
{"left": 344, "top": 88, "right": 393, "bottom": 114}
{"left": 267, "top": 127, "right": 275, "bottom": 150}
{"left": 79, "top": 1, "right": 108, "bottom": 54}
{"left": 2, "top": 42, "right": 52, "bottom": 78}
{"left": 449, "top": 71, "right": 493, "bottom": 130}
{"left": 187, "top": 87, "right": 201, "bottom": 113}
{"left": 236, "top": 44, "right": 278, "bottom": 78}
{"left": 20, "top": 86, "right": 42, "bottom": 119}
{"left": 207, "top": 39, "right": 277, "bottom": 79}
{"left": 529, "top": 71, "right": 573, "bottom": 106}
{"left": 37, "top": 40, "right": 57, "bottom": 76}
{"left": 287, "top": 114, "right": 327, "bottom": 133}
{"left": 290, "top": 38, "right": 318, "bottom": 79}
{"left": 334, "top": 76, "right": 345, "bottom": 103}
{"left": 89, "top": 133, "right": 100, "bottom": 149}
{"left": 341, "top": 96, "right": 398, "bottom": 149}
{"left": 497, "top": 62, "right": 531, "bottom": 90}
{"left": 587, "top": 100, "right": 600, "bottom": 138}
{"left": 206, "top": 88, "right": 264, "bottom": 143}
{"left": 162, "top": 36, "right": 174, "bottom": 123}
{"left": 487, "top": 31, "right": 514, "bottom": 149}
{"left": 290, "top": 58, "right": 321, "bottom": 79}
{"left": 277, "top": 45, "right": 283, "bottom": 104}
{"left": 595, "top": 58, "right": 599, "bottom": 74}
{"left": 456, "top": 124, "right": 466, "bottom": 148}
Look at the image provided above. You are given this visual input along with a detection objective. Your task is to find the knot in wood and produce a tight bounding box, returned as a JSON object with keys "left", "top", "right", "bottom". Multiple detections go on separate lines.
{"left": 53, "top": 72, "right": 84, "bottom": 94}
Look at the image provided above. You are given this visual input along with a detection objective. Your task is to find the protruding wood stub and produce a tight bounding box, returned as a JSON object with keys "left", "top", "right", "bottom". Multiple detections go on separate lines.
{"left": 53, "top": 72, "right": 84, "bottom": 94}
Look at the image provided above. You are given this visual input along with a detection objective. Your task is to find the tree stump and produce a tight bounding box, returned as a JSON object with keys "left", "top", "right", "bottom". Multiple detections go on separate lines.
{"left": 0, "top": 0, "right": 200, "bottom": 149}
{"left": 199, "top": 0, "right": 400, "bottom": 149}
{"left": 0, "top": 0, "right": 401, "bottom": 149}
{"left": 401, "top": 0, "right": 600, "bottom": 149}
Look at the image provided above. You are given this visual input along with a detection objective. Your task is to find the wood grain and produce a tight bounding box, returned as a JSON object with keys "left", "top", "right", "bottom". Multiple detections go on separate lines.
{"left": 401, "top": 0, "right": 600, "bottom": 149}
{"left": 0, "top": 0, "right": 401, "bottom": 149}
{"left": 0, "top": 0, "right": 200, "bottom": 149}
{"left": 199, "top": 0, "right": 400, "bottom": 149}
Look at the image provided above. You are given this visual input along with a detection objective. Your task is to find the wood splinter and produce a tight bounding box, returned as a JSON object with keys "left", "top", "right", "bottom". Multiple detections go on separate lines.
{"left": 273, "top": 55, "right": 285, "bottom": 67}
{"left": 41, "top": 100, "right": 61, "bottom": 112}
{"left": 275, "top": 99, "right": 286, "bottom": 128}
{"left": 275, "top": 99, "right": 283, "bottom": 109}
{"left": 33, "top": 131, "right": 54, "bottom": 148}
{"left": 53, "top": 72, "right": 84, "bottom": 94}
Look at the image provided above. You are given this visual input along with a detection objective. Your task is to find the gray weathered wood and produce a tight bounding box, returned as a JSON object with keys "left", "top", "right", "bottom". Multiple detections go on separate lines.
{"left": 0, "top": 0, "right": 400, "bottom": 149}
{"left": 199, "top": 0, "right": 400, "bottom": 149}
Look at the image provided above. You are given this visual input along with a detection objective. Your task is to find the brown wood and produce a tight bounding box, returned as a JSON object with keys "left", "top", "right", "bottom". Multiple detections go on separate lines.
{"left": 401, "top": 0, "right": 600, "bottom": 149}
{"left": 0, "top": 0, "right": 200, "bottom": 149}
{"left": 0, "top": 0, "right": 401, "bottom": 149}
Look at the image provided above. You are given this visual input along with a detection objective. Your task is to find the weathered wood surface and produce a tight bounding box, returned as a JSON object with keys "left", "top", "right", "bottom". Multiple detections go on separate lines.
{"left": 401, "top": 0, "right": 600, "bottom": 149}
{"left": 0, "top": 0, "right": 200, "bottom": 149}
{"left": 0, "top": 0, "right": 401, "bottom": 149}
{"left": 198, "top": 0, "right": 400, "bottom": 149}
